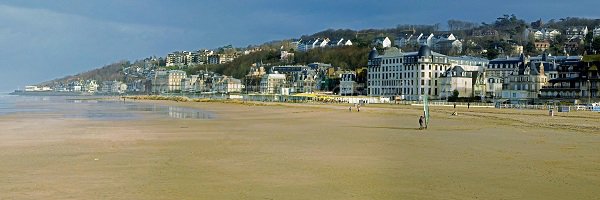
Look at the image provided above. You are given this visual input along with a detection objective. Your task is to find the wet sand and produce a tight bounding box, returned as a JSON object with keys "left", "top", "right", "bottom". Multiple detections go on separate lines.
{"left": 1, "top": 100, "right": 599, "bottom": 199}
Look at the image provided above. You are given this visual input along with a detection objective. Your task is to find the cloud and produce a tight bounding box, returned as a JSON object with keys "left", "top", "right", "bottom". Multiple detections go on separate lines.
{"left": 0, "top": 4, "right": 183, "bottom": 90}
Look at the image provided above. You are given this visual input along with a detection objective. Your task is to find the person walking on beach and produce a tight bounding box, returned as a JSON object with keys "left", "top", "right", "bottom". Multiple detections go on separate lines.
{"left": 349, "top": 106, "right": 352, "bottom": 112}
{"left": 467, "top": 102, "right": 470, "bottom": 109}
{"left": 419, "top": 115, "right": 424, "bottom": 130}
{"left": 453, "top": 103, "right": 456, "bottom": 109}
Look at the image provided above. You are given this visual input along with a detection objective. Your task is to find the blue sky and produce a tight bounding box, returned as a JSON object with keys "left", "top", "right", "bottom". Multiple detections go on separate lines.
{"left": 0, "top": 0, "right": 598, "bottom": 91}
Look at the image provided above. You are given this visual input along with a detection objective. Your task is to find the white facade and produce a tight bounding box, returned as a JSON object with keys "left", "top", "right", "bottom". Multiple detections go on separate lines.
{"left": 374, "top": 37, "right": 392, "bottom": 48}
{"left": 367, "top": 48, "right": 404, "bottom": 98}
{"left": 418, "top": 33, "right": 434, "bottom": 47}
{"left": 101, "top": 81, "right": 127, "bottom": 94}
{"left": 531, "top": 29, "right": 561, "bottom": 41}
{"left": 367, "top": 46, "right": 454, "bottom": 100}
{"left": 566, "top": 26, "right": 588, "bottom": 39}
{"left": 24, "top": 86, "right": 52, "bottom": 92}
{"left": 340, "top": 72, "right": 358, "bottom": 96}
{"left": 151, "top": 70, "right": 186, "bottom": 93}
{"left": 167, "top": 70, "right": 186, "bottom": 92}
{"left": 260, "top": 74, "right": 287, "bottom": 94}
{"left": 213, "top": 76, "right": 243, "bottom": 94}
{"left": 594, "top": 26, "right": 600, "bottom": 38}
{"left": 395, "top": 34, "right": 415, "bottom": 47}
{"left": 440, "top": 76, "right": 473, "bottom": 99}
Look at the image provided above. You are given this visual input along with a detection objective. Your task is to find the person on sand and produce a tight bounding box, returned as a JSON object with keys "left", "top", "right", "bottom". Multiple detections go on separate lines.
{"left": 349, "top": 106, "right": 352, "bottom": 112}
{"left": 468, "top": 102, "right": 470, "bottom": 109}
{"left": 453, "top": 103, "right": 456, "bottom": 109}
{"left": 419, "top": 116, "right": 424, "bottom": 130}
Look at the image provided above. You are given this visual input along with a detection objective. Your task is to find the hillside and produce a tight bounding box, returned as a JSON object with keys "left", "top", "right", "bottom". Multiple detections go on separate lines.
{"left": 39, "top": 15, "right": 600, "bottom": 85}
{"left": 39, "top": 61, "right": 129, "bottom": 86}
{"left": 183, "top": 45, "right": 371, "bottom": 79}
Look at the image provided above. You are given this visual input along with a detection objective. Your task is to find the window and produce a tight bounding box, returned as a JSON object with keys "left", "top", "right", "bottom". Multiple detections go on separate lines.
{"left": 421, "top": 65, "right": 425, "bottom": 70}
{"left": 421, "top": 72, "right": 425, "bottom": 77}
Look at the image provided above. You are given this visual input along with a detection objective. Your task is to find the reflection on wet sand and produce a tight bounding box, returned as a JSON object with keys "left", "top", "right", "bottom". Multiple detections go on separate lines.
{"left": 125, "top": 103, "right": 213, "bottom": 119}
{"left": 1, "top": 96, "right": 213, "bottom": 120}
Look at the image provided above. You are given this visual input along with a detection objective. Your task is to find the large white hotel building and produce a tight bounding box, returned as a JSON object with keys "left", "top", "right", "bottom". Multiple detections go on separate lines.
{"left": 367, "top": 46, "right": 487, "bottom": 100}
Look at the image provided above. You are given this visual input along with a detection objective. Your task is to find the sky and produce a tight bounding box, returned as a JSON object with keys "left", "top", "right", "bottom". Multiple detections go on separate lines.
{"left": 0, "top": 0, "right": 599, "bottom": 92}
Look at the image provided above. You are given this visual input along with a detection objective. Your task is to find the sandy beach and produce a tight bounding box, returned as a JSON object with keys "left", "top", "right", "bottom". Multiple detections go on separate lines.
{"left": 1, "top": 99, "right": 599, "bottom": 199}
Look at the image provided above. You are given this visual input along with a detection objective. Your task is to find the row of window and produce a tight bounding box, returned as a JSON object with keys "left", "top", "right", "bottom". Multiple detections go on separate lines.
{"left": 368, "top": 71, "right": 446, "bottom": 80}
{"left": 369, "top": 64, "right": 450, "bottom": 72}
{"left": 369, "top": 79, "right": 439, "bottom": 87}
{"left": 488, "top": 63, "right": 520, "bottom": 69}
{"left": 368, "top": 88, "right": 439, "bottom": 96}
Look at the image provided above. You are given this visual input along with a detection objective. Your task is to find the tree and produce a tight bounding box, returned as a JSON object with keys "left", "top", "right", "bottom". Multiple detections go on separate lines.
{"left": 448, "top": 89, "right": 460, "bottom": 102}
{"left": 485, "top": 48, "right": 500, "bottom": 60}
{"left": 592, "top": 37, "right": 600, "bottom": 54}
{"left": 524, "top": 42, "right": 538, "bottom": 55}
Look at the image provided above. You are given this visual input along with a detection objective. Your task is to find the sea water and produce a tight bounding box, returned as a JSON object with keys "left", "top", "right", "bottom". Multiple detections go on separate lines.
{"left": 0, "top": 95, "right": 213, "bottom": 120}
{"left": 0, "top": 94, "right": 13, "bottom": 115}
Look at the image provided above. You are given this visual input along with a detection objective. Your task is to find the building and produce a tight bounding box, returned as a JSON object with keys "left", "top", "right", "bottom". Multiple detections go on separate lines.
{"left": 289, "top": 70, "right": 317, "bottom": 94}
{"left": 511, "top": 44, "right": 524, "bottom": 55}
{"left": 434, "top": 40, "right": 462, "bottom": 55}
{"left": 166, "top": 51, "right": 201, "bottom": 67}
{"left": 67, "top": 81, "right": 83, "bottom": 92}
{"left": 280, "top": 50, "right": 294, "bottom": 62}
{"left": 566, "top": 26, "right": 588, "bottom": 39}
{"left": 373, "top": 37, "right": 392, "bottom": 48}
{"left": 207, "top": 54, "right": 220, "bottom": 64}
{"left": 101, "top": 81, "right": 127, "bottom": 94}
{"left": 180, "top": 75, "right": 199, "bottom": 92}
{"left": 212, "top": 76, "right": 243, "bottom": 94}
{"left": 24, "top": 86, "right": 52, "bottom": 92}
{"left": 83, "top": 80, "right": 99, "bottom": 93}
{"left": 367, "top": 46, "right": 453, "bottom": 100}
{"left": 534, "top": 41, "right": 550, "bottom": 52}
{"left": 594, "top": 26, "right": 600, "bottom": 38}
{"left": 297, "top": 38, "right": 351, "bottom": 52}
{"left": 540, "top": 57, "right": 598, "bottom": 101}
{"left": 150, "top": 70, "right": 168, "bottom": 93}
{"left": 447, "top": 56, "right": 489, "bottom": 99}
{"left": 167, "top": 70, "right": 186, "bottom": 92}
{"left": 472, "top": 29, "right": 499, "bottom": 37}
{"left": 395, "top": 34, "right": 416, "bottom": 47}
{"left": 327, "top": 38, "right": 353, "bottom": 47}
{"left": 433, "top": 33, "right": 456, "bottom": 43}
{"left": 417, "top": 33, "right": 434, "bottom": 47}
{"left": 439, "top": 66, "right": 478, "bottom": 99}
{"left": 486, "top": 54, "right": 527, "bottom": 98}
{"left": 245, "top": 64, "right": 267, "bottom": 93}
{"left": 150, "top": 70, "right": 186, "bottom": 93}
{"left": 340, "top": 72, "right": 358, "bottom": 96}
{"left": 367, "top": 47, "right": 403, "bottom": 98}
{"left": 529, "top": 29, "right": 561, "bottom": 41}
{"left": 501, "top": 61, "right": 548, "bottom": 103}
{"left": 260, "top": 73, "right": 287, "bottom": 94}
